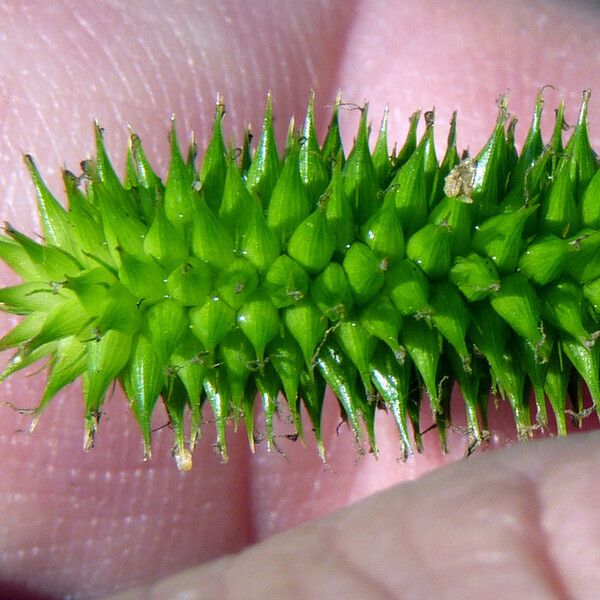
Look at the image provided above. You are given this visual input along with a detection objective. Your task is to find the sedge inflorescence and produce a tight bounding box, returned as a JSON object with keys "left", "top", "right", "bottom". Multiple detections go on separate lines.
{"left": 1, "top": 91, "right": 600, "bottom": 470}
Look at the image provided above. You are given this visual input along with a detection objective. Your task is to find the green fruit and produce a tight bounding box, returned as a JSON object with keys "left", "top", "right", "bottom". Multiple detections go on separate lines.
{"left": 386, "top": 259, "right": 430, "bottom": 317}
{"left": 471, "top": 205, "right": 536, "bottom": 273}
{"left": 450, "top": 253, "right": 500, "bottom": 301}
{"left": 287, "top": 205, "right": 334, "bottom": 273}
{"left": 311, "top": 262, "right": 353, "bottom": 321}
{"left": 343, "top": 107, "right": 379, "bottom": 226}
{"left": 360, "top": 195, "right": 405, "bottom": 261}
{"left": 359, "top": 295, "right": 403, "bottom": 357}
{"left": 215, "top": 258, "right": 259, "bottom": 310}
{"left": 539, "top": 158, "right": 580, "bottom": 237}
{"left": 517, "top": 235, "right": 569, "bottom": 285}
{"left": 406, "top": 222, "right": 452, "bottom": 280}
{"left": 490, "top": 273, "right": 542, "bottom": 348}
{"left": 541, "top": 280, "right": 597, "bottom": 347}
{"left": 430, "top": 282, "right": 470, "bottom": 368}
{"left": 564, "top": 230, "right": 600, "bottom": 283}
{"left": 2, "top": 93, "right": 600, "bottom": 468}
{"left": 267, "top": 138, "right": 310, "bottom": 245}
{"left": 166, "top": 257, "right": 212, "bottom": 306}
{"left": 263, "top": 255, "right": 309, "bottom": 308}
{"left": 283, "top": 300, "right": 328, "bottom": 368}
{"left": 427, "top": 195, "right": 473, "bottom": 257}
{"left": 237, "top": 290, "right": 279, "bottom": 362}
{"left": 189, "top": 296, "right": 236, "bottom": 353}
{"left": 343, "top": 242, "right": 387, "bottom": 304}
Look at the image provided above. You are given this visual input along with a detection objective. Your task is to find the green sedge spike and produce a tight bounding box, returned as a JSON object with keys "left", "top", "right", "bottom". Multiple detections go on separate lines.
{"left": 2, "top": 91, "right": 600, "bottom": 471}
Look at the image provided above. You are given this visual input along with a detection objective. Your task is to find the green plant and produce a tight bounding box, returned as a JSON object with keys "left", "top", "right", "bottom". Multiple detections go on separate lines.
{"left": 0, "top": 91, "right": 599, "bottom": 470}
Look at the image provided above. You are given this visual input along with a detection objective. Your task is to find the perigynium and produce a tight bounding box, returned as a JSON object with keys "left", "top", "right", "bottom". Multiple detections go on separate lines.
{"left": 0, "top": 90, "right": 599, "bottom": 470}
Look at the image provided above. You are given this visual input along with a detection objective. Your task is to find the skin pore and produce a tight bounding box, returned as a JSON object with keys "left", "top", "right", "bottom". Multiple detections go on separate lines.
{"left": 1, "top": 1, "right": 600, "bottom": 598}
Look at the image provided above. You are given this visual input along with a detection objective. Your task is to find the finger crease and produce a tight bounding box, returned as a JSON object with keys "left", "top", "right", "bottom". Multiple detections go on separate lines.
{"left": 323, "top": 528, "right": 401, "bottom": 600}
{"left": 518, "top": 471, "right": 574, "bottom": 600}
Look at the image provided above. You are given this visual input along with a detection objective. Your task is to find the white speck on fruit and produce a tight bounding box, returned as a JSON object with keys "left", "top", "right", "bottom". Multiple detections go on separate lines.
{"left": 444, "top": 157, "right": 476, "bottom": 200}
{"left": 175, "top": 448, "right": 193, "bottom": 471}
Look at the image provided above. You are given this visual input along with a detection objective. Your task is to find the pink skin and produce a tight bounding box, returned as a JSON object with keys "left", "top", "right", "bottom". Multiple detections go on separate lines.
{"left": 0, "top": 0, "right": 600, "bottom": 598}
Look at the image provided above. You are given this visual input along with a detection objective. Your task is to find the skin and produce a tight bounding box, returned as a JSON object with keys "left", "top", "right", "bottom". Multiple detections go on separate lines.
{"left": 0, "top": 0, "right": 600, "bottom": 597}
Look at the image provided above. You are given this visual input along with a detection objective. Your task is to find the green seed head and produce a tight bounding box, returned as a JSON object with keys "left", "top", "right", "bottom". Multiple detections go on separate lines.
{"left": 2, "top": 91, "right": 600, "bottom": 469}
